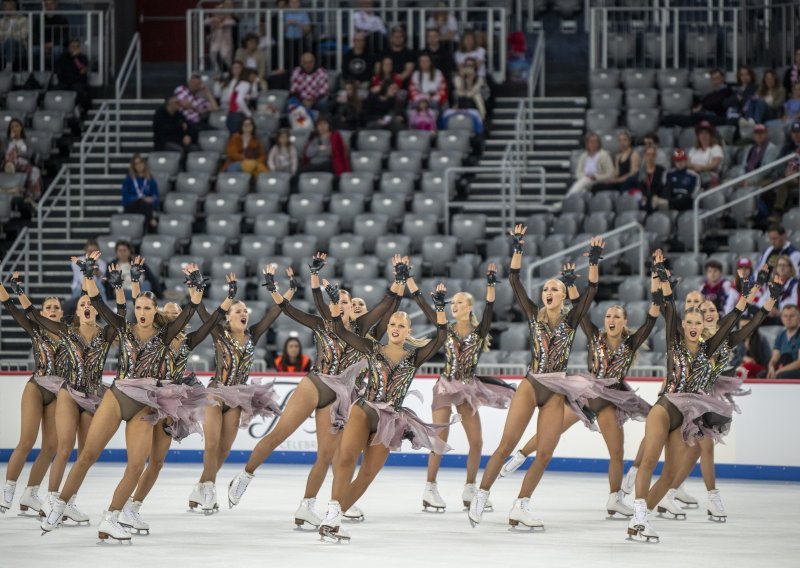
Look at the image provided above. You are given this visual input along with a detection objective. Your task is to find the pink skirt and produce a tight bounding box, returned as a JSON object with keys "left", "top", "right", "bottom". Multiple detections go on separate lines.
{"left": 32, "top": 374, "right": 64, "bottom": 395}
{"left": 711, "top": 374, "right": 750, "bottom": 414}
{"left": 580, "top": 378, "right": 652, "bottom": 428}
{"left": 207, "top": 378, "right": 282, "bottom": 428}
{"left": 114, "top": 378, "right": 192, "bottom": 425}
{"left": 527, "top": 372, "right": 604, "bottom": 431}
{"left": 64, "top": 383, "right": 106, "bottom": 414}
{"left": 166, "top": 383, "right": 219, "bottom": 442}
{"left": 318, "top": 359, "right": 368, "bottom": 432}
{"left": 431, "top": 375, "right": 515, "bottom": 414}
{"left": 664, "top": 392, "right": 734, "bottom": 445}
{"left": 361, "top": 398, "right": 458, "bottom": 454}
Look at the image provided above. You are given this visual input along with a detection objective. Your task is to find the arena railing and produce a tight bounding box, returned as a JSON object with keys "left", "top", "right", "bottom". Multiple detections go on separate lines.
{"left": 0, "top": 227, "right": 30, "bottom": 346}
{"left": 524, "top": 222, "right": 648, "bottom": 292}
{"left": 420, "top": 361, "right": 666, "bottom": 377}
{"left": 36, "top": 165, "right": 73, "bottom": 283}
{"left": 114, "top": 32, "right": 142, "bottom": 152}
{"left": 186, "top": 6, "right": 508, "bottom": 83}
{"left": 78, "top": 100, "right": 111, "bottom": 215}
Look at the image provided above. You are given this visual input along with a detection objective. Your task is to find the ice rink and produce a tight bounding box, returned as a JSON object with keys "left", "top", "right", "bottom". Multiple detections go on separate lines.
{"left": 1, "top": 462, "right": 798, "bottom": 567}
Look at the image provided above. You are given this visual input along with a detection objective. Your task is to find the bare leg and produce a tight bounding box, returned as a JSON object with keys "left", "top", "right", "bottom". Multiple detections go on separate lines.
{"left": 109, "top": 407, "right": 154, "bottom": 510}
{"left": 634, "top": 405, "right": 670, "bottom": 501}
{"left": 632, "top": 436, "right": 646, "bottom": 468}
{"left": 330, "top": 405, "right": 371, "bottom": 503}
{"left": 244, "top": 377, "right": 319, "bottom": 474}
{"left": 519, "top": 406, "right": 579, "bottom": 456}
{"left": 698, "top": 437, "right": 716, "bottom": 491}
{"left": 479, "top": 380, "right": 536, "bottom": 491}
{"left": 5, "top": 382, "right": 44, "bottom": 482}
{"left": 597, "top": 406, "right": 625, "bottom": 493}
{"left": 425, "top": 406, "right": 452, "bottom": 483}
{"left": 27, "top": 399, "right": 57, "bottom": 487}
{"left": 668, "top": 444, "right": 701, "bottom": 490}
{"left": 48, "top": 391, "right": 80, "bottom": 493}
{"left": 458, "top": 403, "right": 484, "bottom": 485}
{"left": 78, "top": 410, "right": 92, "bottom": 454}
{"left": 302, "top": 405, "right": 342, "bottom": 499}
{"left": 645, "top": 429, "right": 692, "bottom": 510}
{"left": 199, "top": 405, "right": 222, "bottom": 483}
{"left": 132, "top": 420, "right": 172, "bottom": 502}
{"left": 214, "top": 408, "right": 242, "bottom": 478}
{"left": 340, "top": 443, "right": 390, "bottom": 512}
{"left": 518, "top": 394, "right": 565, "bottom": 498}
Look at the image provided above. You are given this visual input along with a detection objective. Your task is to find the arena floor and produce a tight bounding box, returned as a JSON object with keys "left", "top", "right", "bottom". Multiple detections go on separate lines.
{"left": 1, "top": 463, "right": 798, "bottom": 567}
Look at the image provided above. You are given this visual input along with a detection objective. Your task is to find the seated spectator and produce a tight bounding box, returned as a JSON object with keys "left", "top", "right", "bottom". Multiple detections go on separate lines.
{"left": 214, "top": 61, "right": 257, "bottom": 133}
{"left": 658, "top": 148, "right": 699, "bottom": 211}
{"left": 0, "top": 0, "right": 27, "bottom": 71}
{"left": 174, "top": 74, "right": 219, "bottom": 136}
{"left": 688, "top": 121, "right": 723, "bottom": 188}
{"left": 55, "top": 38, "right": 91, "bottom": 114}
{"left": 267, "top": 128, "right": 299, "bottom": 175}
{"left": 283, "top": 0, "right": 312, "bottom": 69}
{"left": 597, "top": 129, "right": 640, "bottom": 192}
{"left": 342, "top": 33, "right": 376, "bottom": 89}
{"left": 234, "top": 33, "right": 268, "bottom": 90}
{"left": 370, "top": 56, "right": 403, "bottom": 94}
{"left": 353, "top": 0, "right": 387, "bottom": 51}
{"left": 334, "top": 80, "right": 364, "bottom": 130}
{"left": 33, "top": 0, "right": 69, "bottom": 68}
{"left": 407, "top": 99, "right": 438, "bottom": 131}
{"left": 565, "top": 132, "right": 614, "bottom": 196}
{"left": 291, "top": 52, "right": 330, "bottom": 112}
{"left": 381, "top": 26, "right": 416, "bottom": 85}
{"left": 3, "top": 119, "right": 42, "bottom": 203}
{"left": 408, "top": 53, "right": 448, "bottom": 110}
{"left": 741, "top": 125, "right": 780, "bottom": 218}
{"left": 729, "top": 306, "right": 770, "bottom": 378}
{"left": 104, "top": 240, "right": 162, "bottom": 301}
{"left": 724, "top": 64, "right": 767, "bottom": 125}
{"left": 427, "top": 3, "right": 460, "bottom": 46}
{"left": 452, "top": 57, "right": 488, "bottom": 120}
{"left": 422, "top": 28, "right": 455, "bottom": 85}
{"left": 300, "top": 116, "right": 350, "bottom": 175}
{"left": 641, "top": 132, "right": 670, "bottom": 169}
{"left": 204, "top": 0, "right": 237, "bottom": 73}
{"left": 121, "top": 153, "right": 160, "bottom": 231}
{"left": 784, "top": 83, "right": 800, "bottom": 125}
{"left": 223, "top": 117, "right": 268, "bottom": 177}
{"left": 638, "top": 145, "right": 666, "bottom": 212}
{"left": 758, "top": 255, "right": 800, "bottom": 324}
{"left": 364, "top": 81, "right": 406, "bottom": 132}
{"left": 663, "top": 68, "right": 732, "bottom": 127}
{"left": 767, "top": 304, "right": 800, "bottom": 378}
{"left": 701, "top": 259, "right": 736, "bottom": 314}
{"left": 783, "top": 48, "right": 800, "bottom": 95}
{"left": 70, "top": 239, "right": 106, "bottom": 301}
{"left": 454, "top": 31, "right": 487, "bottom": 79}
{"left": 758, "top": 223, "right": 800, "bottom": 273}
{"left": 152, "top": 96, "right": 196, "bottom": 154}
{"left": 758, "top": 69, "right": 785, "bottom": 121}
{"left": 273, "top": 337, "right": 311, "bottom": 373}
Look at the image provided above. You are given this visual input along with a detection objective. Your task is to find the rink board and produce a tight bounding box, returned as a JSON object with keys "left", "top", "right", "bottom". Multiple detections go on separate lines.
{"left": 1, "top": 373, "right": 798, "bottom": 481}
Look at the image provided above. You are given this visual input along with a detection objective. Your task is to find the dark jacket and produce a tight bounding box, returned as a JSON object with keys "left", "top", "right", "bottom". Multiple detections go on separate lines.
{"left": 152, "top": 106, "right": 188, "bottom": 151}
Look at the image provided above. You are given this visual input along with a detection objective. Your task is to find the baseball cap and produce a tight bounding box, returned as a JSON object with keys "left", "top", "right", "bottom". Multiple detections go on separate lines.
{"left": 736, "top": 257, "right": 752, "bottom": 268}
{"left": 673, "top": 148, "right": 687, "bottom": 161}
{"left": 792, "top": 121, "right": 800, "bottom": 133}
{"left": 753, "top": 124, "right": 767, "bottom": 133}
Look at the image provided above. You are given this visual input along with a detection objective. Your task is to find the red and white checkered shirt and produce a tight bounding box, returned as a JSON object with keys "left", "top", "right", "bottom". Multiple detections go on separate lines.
{"left": 290, "top": 67, "right": 329, "bottom": 102}
{"left": 174, "top": 84, "right": 212, "bottom": 124}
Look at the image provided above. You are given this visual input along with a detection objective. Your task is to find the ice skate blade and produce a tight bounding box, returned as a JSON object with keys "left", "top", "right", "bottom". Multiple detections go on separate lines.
{"left": 342, "top": 515, "right": 364, "bottom": 522}
{"left": 508, "top": 520, "right": 544, "bottom": 531}
{"left": 0, "top": 505, "right": 9, "bottom": 514}
{"left": 422, "top": 501, "right": 446, "bottom": 513}
{"left": 120, "top": 525, "right": 149, "bottom": 535}
{"left": 606, "top": 510, "right": 633, "bottom": 519}
{"left": 294, "top": 518, "right": 320, "bottom": 530}
{"left": 656, "top": 507, "right": 686, "bottom": 520}
{"left": 97, "top": 533, "right": 132, "bottom": 545}
{"left": 707, "top": 512, "right": 726, "bottom": 523}
{"left": 675, "top": 500, "right": 698, "bottom": 508}
{"left": 626, "top": 528, "right": 659, "bottom": 543}
{"left": 61, "top": 518, "right": 91, "bottom": 527}
{"left": 319, "top": 527, "right": 350, "bottom": 544}
{"left": 468, "top": 516, "right": 480, "bottom": 528}
{"left": 201, "top": 507, "right": 219, "bottom": 516}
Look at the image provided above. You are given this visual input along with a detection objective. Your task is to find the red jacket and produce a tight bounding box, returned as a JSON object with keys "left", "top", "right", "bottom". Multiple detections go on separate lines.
{"left": 302, "top": 130, "right": 351, "bottom": 176}
{"left": 273, "top": 354, "right": 311, "bottom": 373}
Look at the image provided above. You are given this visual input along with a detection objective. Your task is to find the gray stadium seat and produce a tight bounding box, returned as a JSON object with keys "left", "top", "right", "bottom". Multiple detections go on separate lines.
{"left": 540, "top": 235, "right": 567, "bottom": 258}
{"left": 375, "top": 234, "right": 411, "bottom": 258}
{"left": 204, "top": 193, "right": 240, "bottom": 214}
{"left": 675, "top": 212, "right": 701, "bottom": 249}
{"left": 303, "top": 213, "right": 341, "bottom": 242}
{"left": 256, "top": 172, "right": 291, "bottom": 199}
{"left": 389, "top": 151, "right": 423, "bottom": 174}
{"left": 288, "top": 194, "right": 325, "bottom": 218}
{"left": 622, "top": 69, "right": 655, "bottom": 89}
{"left": 657, "top": 69, "right": 689, "bottom": 89}
{"left": 253, "top": 113, "right": 279, "bottom": 137}
{"left": 215, "top": 172, "right": 251, "bottom": 197}
{"left": 597, "top": 131, "right": 620, "bottom": 154}
{"left": 371, "top": 194, "right": 407, "bottom": 219}
{"left": 328, "top": 234, "right": 365, "bottom": 259}
{"left": 289, "top": 129, "right": 311, "bottom": 151}
{"left": 158, "top": 213, "right": 194, "bottom": 241}
{"left": 626, "top": 109, "right": 660, "bottom": 138}
{"left": 244, "top": 193, "right": 281, "bottom": 218}
{"left": 258, "top": 90, "right": 289, "bottom": 113}
{"left": 148, "top": 152, "right": 181, "bottom": 177}
{"left": 452, "top": 214, "right": 486, "bottom": 252}
{"left": 254, "top": 213, "right": 291, "bottom": 238}
{"left": 444, "top": 112, "right": 475, "bottom": 132}
{"left": 110, "top": 214, "right": 145, "bottom": 243}
{"left": 500, "top": 324, "right": 528, "bottom": 352}
{"left": 199, "top": 130, "right": 229, "bottom": 153}
{"left": 6, "top": 90, "right": 38, "bottom": 115}
{"left": 164, "top": 192, "right": 199, "bottom": 215}
{"left": 644, "top": 212, "right": 671, "bottom": 243}
{"left": 32, "top": 110, "right": 64, "bottom": 134}
{"left": 0, "top": 71, "right": 12, "bottom": 96}
{"left": 351, "top": 151, "right": 383, "bottom": 175}
{"left": 661, "top": 88, "right": 693, "bottom": 114}
{"left": 351, "top": 279, "right": 389, "bottom": 309}
{"left": 380, "top": 172, "right": 416, "bottom": 197}
{"left": 168, "top": 255, "right": 205, "bottom": 278}
{"left": 586, "top": 109, "right": 619, "bottom": 133}
{"left": 339, "top": 172, "right": 374, "bottom": 196}
{"left": 686, "top": 31, "right": 716, "bottom": 66}
{"left": 141, "top": 234, "right": 177, "bottom": 260}
{"left": 626, "top": 88, "right": 659, "bottom": 110}
{"left": 282, "top": 235, "right": 320, "bottom": 270}
{"left": 298, "top": 172, "right": 334, "bottom": 196}
{"left": 591, "top": 88, "right": 623, "bottom": 110}
{"left": 208, "top": 110, "right": 228, "bottom": 130}
{"left": 357, "top": 130, "right": 392, "bottom": 154}
{"left": 186, "top": 151, "right": 220, "bottom": 174}
{"left": 211, "top": 256, "right": 247, "bottom": 279}
{"left": 412, "top": 193, "right": 444, "bottom": 217}
{"left": 205, "top": 213, "right": 242, "bottom": 243}
{"left": 552, "top": 214, "right": 579, "bottom": 237}
{"left": 403, "top": 213, "right": 439, "bottom": 252}
{"left": 589, "top": 68, "right": 620, "bottom": 89}
{"left": 397, "top": 130, "right": 432, "bottom": 153}
{"left": 619, "top": 277, "right": 647, "bottom": 302}
{"left": 485, "top": 235, "right": 510, "bottom": 258}
{"left": 583, "top": 212, "right": 610, "bottom": 234}
{"left": 241, "top": 235, "right": 277, "bottom": 263}
{"left": 353, "top": 214, "right": 390, "bottom": 251}
{"left": 436, "top": 131, "right": 471, "bottom": 154}
{"left": 342, "top": 257, "right": 380, "bottom": 282}
{"left": 428, "top": 150, "right": 463, "bottom": 172}
{"left": 329, "top": 194, "right": 365, "bottom": 231}
{"left": 589, "top": 192, "right": 615, "bottom": 213}
{"left": 690, "top": 68, "right": 714, "bottom": 95}
{"left": 176, "top": 172, "right": 211, "bottom": 196}
{"left": 422, "top": 236, "right": 458, "bottom": 275}
{"left": 26, "top": 130, "right": 52, "bottom": 158}
{"left": 43, "top": 90, "right": 76, "bottom": 113}
{"left": 189, "top": 234, "right": 228, "bottom": 264}
{"left": 422, "top": 171, "right": 455, "bottom": 199}
{"left": 728, "top": 231, "right": 756, "bottom": 255}
{"left": 671, "top": 254, "right": 701, "bottom": 277}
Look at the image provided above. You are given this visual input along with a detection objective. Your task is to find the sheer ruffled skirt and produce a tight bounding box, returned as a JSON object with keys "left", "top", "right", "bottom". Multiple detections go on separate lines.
{"left": 431, "top": 375, "right": 515, "bottom": 413}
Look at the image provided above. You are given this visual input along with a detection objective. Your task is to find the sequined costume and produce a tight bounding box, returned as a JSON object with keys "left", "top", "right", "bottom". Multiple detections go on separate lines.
{"left": 332, "top": 315, "right": 451, "bottom": 453}
{"left": 1, "top": 300, "right": 62, "bottom": 406}
{"left": 656, "top": 293, "right": 742, "bottom": 444}
{"left": 412, "top": 292, "right": 514, "bottom": 413}
{"left": 197, "top": 302, "right": 282, "bottom": 428}
{"left": 508, "top": 268, "right": 602, "bottom": 429}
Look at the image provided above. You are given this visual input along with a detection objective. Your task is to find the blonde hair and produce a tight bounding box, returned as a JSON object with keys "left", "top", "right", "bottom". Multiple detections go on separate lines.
{"left": 537, "top": 279, "right": 569, "bottom": 324}
{"left": 160, "top": 302, "right": 187, "bottom": 342}
{"left": 604, "top": 304, "right": 635, "bottom": 339}
{"left": 455, "top": 291, "right": 490, "bottom": 352}
{"left": 223, "top": 299, "right": 246, "bottom": 332}
{"left": 776, "top": 254, "right": 797, "bottom": 278}
{"left": 391, "top": 311, "right": 431, "bottom": 348}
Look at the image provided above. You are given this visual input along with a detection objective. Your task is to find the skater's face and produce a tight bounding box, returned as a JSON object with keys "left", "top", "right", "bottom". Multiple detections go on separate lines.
{"left": 604, "top": 306, "right": 627, "bottom": 338}
{"left": 40, "top": 298, "right": 62, "bottom": 321}
{"left": 227, "top": 301, "right": 249, "bottom": 332}
{"left": 161, "top": 302, "right": 181, "bottom": 321}
{"left": 684, "top": 291, "right": 704, "bottom": 312}
{"left": 351, "top": 297, "right": 367, "bottom": 316}
{"left": 700, "top": 301, "right": 719, "bottom": 328}
{"left": 387, "top": 313, "right": 411, "bottom": 345}
{"left": 134, "top": 296, "right": 157, "bottom": 327}
{"left": 338, "top": 291, "right": 352, "bottom": 321}
{"left": 682, "top": 311, "right": 704, "bottom": 343}
{"left": 76, "top": 295, "right": 97, "bottom": 324}
{"left": 450, "top": 292, "right": 472, "bottom": 321}
{"left": 541, "top": 279, "right": 566, "bottom": 311}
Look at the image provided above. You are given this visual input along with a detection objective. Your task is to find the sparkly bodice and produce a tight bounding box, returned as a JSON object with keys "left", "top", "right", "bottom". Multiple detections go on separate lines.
{"left": 710, "top": 339, "right": 732, "bottom": 381}
{"left": 31, "top": 327, "right": 58, "bottom": 377}
{"left": 588, "top": 331, "right": 637, "bottom": 384}
{"left": 55, "top": 326, "right": 108, "bottom": 394}
{"left": 117, "top": 323, "right": 170, "bottom": 381}
{"left": 362, "top": 343, "right": 418, "bottom": 411}
{"left": 213, "top": 329, "right": 255, "bottom": 386}
{"left": 441, "top": 323, "right": 485, "bottom": 383}
{"left": 664, "top": 338, "right": 714, "bottom": 394}
{"left": 310, "top": 320, "right": 347, "bottom": 375}
{"left": 168, "top": 341, "right": 192, "bottom": 382}
{"left": 527, "top": 317, "right": 577, "bottom": 375}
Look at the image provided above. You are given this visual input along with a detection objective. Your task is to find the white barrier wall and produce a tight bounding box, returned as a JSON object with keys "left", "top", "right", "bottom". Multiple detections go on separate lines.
{"left": 1, "top": 374, "right": 798, "bottom": 479}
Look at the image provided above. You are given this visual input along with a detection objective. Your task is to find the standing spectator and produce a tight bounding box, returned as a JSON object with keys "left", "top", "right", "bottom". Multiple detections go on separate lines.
{"left": 334, "top": 80, "right": 364, "bottom": 130}
{"left": 663, "top": 68, "right": 732, "bottom": 127}
{"left": 757, "top": 224, "right": 800, "bottom": 273}
{"left": 422, "top": 28, "right": 455, "bottom": 85}
{"left": 784, "top": 84, "right": 800, "bottom": 125}
{"left": 33, "top": 0, "right": 69, "bottom": 69}
{"left": 290, "top": 52, "right": 330, "bottom": 112}
{"left": 688, "top": 121, "right": 723, "bottom": 188}
{"left": 215, "top": 61, "right": 256, "bottom": 133}
{"left": 353, "top": 0, "right": 387, "bottom": 52}
{"left": 370, "top": 56, "right": 403, "bottom": 93}
{"left": 408, "top": 53, "right": 448, "bottom": 110}
{"left": 638, "top": 145, "right": 666, "bottom": 212}
{"left": 283, "top": 0, "right": 312, "bottom": 70}
{"left": 758, "top": 69, "right": 786, "bottom": 120}
{"left": 452, "top": 57, "right": 488, "bottom": 120}
{"left": 426, "top": 3, "right": 460, "bottom": 46}
{"left": 701, "top": 259, "right": 736, "bottom": 314}
{"left": 0, "top": 0, "right": 27, "bottom": 71}
{"left": 222, "top": 116, "right": 268, "bottom": 177}
{"left": 767, "top": 305, "right": 800, "bottom": 378}
{"left": 757, "top": 255, "right": 800, "bottom": 323}
{"left": 454, "top": 31, "right": 487, "bottom": 79}
{"left": 70, "top": 239, "right": 107, "bottom": 301}
{"left": 364, "top": 81, "right": 406, "bottom": 132}
{"left": 121, "top": 154, "right": 160, "bottom": 232}
{"left": 104, "top": 240, "right": 162, "bottom": 301}
{"left": 641, "top": 132, "right": 670, "bottom": 169}
{"left": 3, "top": 119, "right": 42, "bottom": 203}
{"left": 234, "top": 33, "right": 268, "bottom": 90}
{"left": 152, "top": 96, "right": 195, "bottom": 154}
{"left": 381, "top": 26, "right": 416, "bottom": 86}
{"left": 783, "top": 48, "right": 800, "bottom": 95}
{"left": 204, "top": 0, "right": 237, "bottom": 73}
{"left": 660, "top": 148, "right": 700, "bottom": 211}
{"left": 174, "top": 74, "right": 219, "bottom": 136}
{"left": 342, "top": 33, "right": 375, "bottom": 88}
{"left": 300, "top": 115, "right": 350, "bottom": 175}
{"left": 565, "top": 132, "right": 614, "bottom": 196}
{"left": 267, "top": 128, "right": 299, "bottom": 175}
{"left": 407, "top": 98, "right": 438, "bottom": 132}
{"left": 273, "top": 337, "right": 311, "bottom": 373}
{"left": 54, "top": 38, "right": 91, "bottom": 114}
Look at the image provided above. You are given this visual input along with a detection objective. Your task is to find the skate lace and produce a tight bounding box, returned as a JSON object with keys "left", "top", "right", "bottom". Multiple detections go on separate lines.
{"left": 2, "top": 484, "right": 14, "bottom": 505}
{"left": 633, "top": 500, "right": 647, "bottom": 523}
{"left": 45, "top": 504, "right": 63, "bottom": 527}
{"left": 709, "top": 492, "right": 725, "bottom": 513}
{"left": 68, "top": 499, "right": 86, "bottom": 517}
{"left": 324, "top": 503, "right": 341, "bottom": 523}
{"left": 232, "top": 475, "right": 250, "bottom": 499}
{"left": 203, "top": 484, "right": 217, "bottom": 506}
{"left": 518, "top": 498, "right": 532, "bottom": 514}
{"left": 109, "top": 513, "right": 128, "bottom": 533}
{"left": 124, "top": 504, "right": 142, "bottom": 524}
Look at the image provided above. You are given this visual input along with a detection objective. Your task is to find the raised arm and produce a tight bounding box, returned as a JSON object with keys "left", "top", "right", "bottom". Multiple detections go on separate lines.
{"left": 567, "top": 237, "right": 604, "bottom": 329}
{"left": 628, "top": 276, "right": 662, "bottom": 351}
{"left": 508, "top": 224, "right": 538, "bottom": 320}
{"left": 262, "top": 263, "right": 324, "bottom": 330}
{"left": 81, "top": 253, "right": 126, "bottom": 330}
{"left": 186, "top": 306, "right": 225, "bottom": 350}
{"left": 414, "top": 283, "right": 449, "bottom": 364}
{"left": 308, "top": 253, "right": 331, "bottom": 319}
{"left": 727, "top": 266, "right": 774, "bottom": 346}
{"left": 477, "top": 263, "right": 498, "bottom": 338}
{"left": 331, "top": 302, "right": 374, "bottom": 355}
{"left": 0, "top": 281, "right": 36, "bottom": 335}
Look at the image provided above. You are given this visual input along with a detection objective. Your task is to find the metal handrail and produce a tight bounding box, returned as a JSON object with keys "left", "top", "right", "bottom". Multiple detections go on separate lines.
{"left": 0, "top": 227, "right": 30, "bottom": 346}
{"left": 443, "top": 164, "right": 523, "bottom": 234}
{"left": 79, "top": 101, "right": 111, "bottom": 212}
{"left": 525, "top": 222, "right": 647, "bottom": 290}
{"left": 115, "top": 33, "right": 142, "bottom": 152}
{"left": 36, "top": 167, "right": 72, "bottom": 282}
{"left": 692, "top": 153, "right": 796, "bottom": 253}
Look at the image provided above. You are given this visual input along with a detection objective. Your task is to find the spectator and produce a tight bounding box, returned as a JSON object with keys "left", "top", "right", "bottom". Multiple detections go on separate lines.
{"left": 33, "top": 0, "right": 69, "bottom": 68}
{"left": 290, "top": 52, "right": 330, "bottom": 112}
{"left": 783, "top": 48, "right": 800, "bottom": 95}
{"left": 729, "top": 306, "right": 770, "bottom": 378}
{"left": 701, "top": 259, "right": 736, "bottom": 314}
{"left": 733, "top": 257, "right": 755, "bottom": 299}
{"left": 334, "top": 80, "right": 364, "bottom": 130}
{"left": 353, "top": 0, "right": 387, "bottom": 52}
{"left": 3, "top": 119, "right": 42, "bottom": 203}
{"left": 454, "top": 31, "right": 487, "bottom": 79}
{"left": 452, "top": 57, "right": 488, "bottom": 119}
{"left": 688, "top": 121, "right": 723, "bottom": 188}
{"left": 174, "top": 74, "right": 219, "bottom": 136}
{"left": 663, "top": 68, "right": 732, "bottom": 127}
{"left": 55, "top": 38, "right": 91, "bottom": 114}
{"left": 370, "top": 56, "right": 403, "bottom": 93}
{"left": 283, "top": 0, "right": 312, "bottom": 70}
{"left": 659, "top": 148, "right": 700, "bottom": 211}
{"left": 601, "top": 129, "right": 640, "bottom": 192}
{"left": 767, "top": 305, "right": 800, "bottom": 378}
{"left": 215, "top": 61, "right": 258, "bottom": 133}
{"left": 784, "top": 84, "right": 800, "bottom": 125}
{"left": 70, "top": 239, "right": 107, "bottom": 301}
{"left": 641, "top": 132, "right": 670, "bottom": 169}
{"left": 407, "top": 99, "right": 438, "bottom": 132}
{"left": 300, "top": 115, "right": 350, "bottom": 175}
{"left": 638, "top": 145, "right": 667, "bottom": 212}
{"left": 273, "top": 337, "right": 311, "bottom": 373}
{"left": 364, "top": 81, "right": 406, "bottom": 132}
{"left": 724, "top": 64, "right": 767, "bottom": 125}
{"left": 758, "top": 69, "right": 786, "bottom": 120}
{"left": 565, "top": 132, "right": 614, "bottom": 196}
{"left": 152, "top": 96, "right": 195, "bottom": 154}
{"left": 222, "top": 116, "right": 268, "bottom": 177}
{"left": 422, "top": 28, "right": 455, "bottom": 85}
{"left": 0, "top": 0, "right": 27, "bottom": 71}
{"left": 426, "top": 3, "right": 460, "bottom": 45}
{"left": 757, "top": 224, "right": 800, "bottom": 273}
{"left": 342, "top": 33, "right": 375, "bottom": 88}
{"left": 408, "top": 53, "right": 448, "bottom": 109}
{"left": 780, "top": 121, "right": 800, "bottom": 157}
{"left": 121, "top": 153, "right": 160, "bottom": 231}
{"left": 381, "top": 26, "right": 416, "bottom": 85}
{"left": 758, "top": 255, "right": 800, "bottom": 323}
{"left": 104, "top": 240, "right": 162, "bottom": 301}
{"left": 204, "top": 0, "right": 237, "bottom": 73}
{"left": 234, "top": 33, "right": 268, "bottom": 90}
{"left": 267, "top": 128, "right": 299, "bottom": 175}
{"left": 739, "top": 124, "right": 780, "bottom": 214}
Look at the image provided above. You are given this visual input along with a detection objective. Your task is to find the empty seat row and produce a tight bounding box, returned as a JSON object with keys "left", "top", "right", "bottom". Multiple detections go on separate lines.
{"left": 590, "top": 88, "right": 693, "bottom": 113}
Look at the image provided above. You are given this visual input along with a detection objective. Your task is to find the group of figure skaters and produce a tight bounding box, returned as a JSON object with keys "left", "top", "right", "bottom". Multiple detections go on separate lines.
{"left": 0, "top": 225, "right": 781, "bottom": 544}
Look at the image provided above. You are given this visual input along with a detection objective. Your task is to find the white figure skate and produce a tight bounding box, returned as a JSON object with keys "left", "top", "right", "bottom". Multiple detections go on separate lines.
{"left": 97, "top": 510, "right": 132, "bottom": 543}
{"left": 621, "top": 466, "right": 638, "bottom": 495}
{"left": 294, "top": 498, "right": 322, "bottom": 528}
{"left": 40, "top": 498, "right": 66, "bottom": 534}
{"left": 657, "top": 489, "right": 686, "bottom": 520}
{"left": 119, "top": 498, "right": 149, "bottom": 534}
{"left": 674, "top": 482, "right": 698, "bottom": 508}
{"left": 63, "top": 494, "right": 91, "bottom": 525}
{"left": 706, "top": 489, "right": 727, "bottom": 522}
{"left": 463, "top": 483, "right": 493, "bottom": 511}
{"left": 0, "top": 480, "right": 15, "bottom": 513}
{"left": 627, "top": 499, "right": 659, "bottom": 543}
{"left": 467, "top": 489, "right": 490, "bottom": 527}
{"left": 499, "top": 451, "right": 528, "bottom": 477}
{"left": 422, "top": 482, "right": 446, "bottom": 512}
{"left": 606, "top": 491, "right": 633, "bottom": 518}
{"left": 227, "top": 471, "right": 253, "bottom": 508}
{"left": 319, "top": 501, "right": 350, "bottom": 543}
{"left": 508, "top": 498, "right": 544, "bottom": 530}
{"left": 18, "top": 485, "right": 43, "bottom": 516}
{"left": 343, "top": 505, "right": 365, "bottom": 522}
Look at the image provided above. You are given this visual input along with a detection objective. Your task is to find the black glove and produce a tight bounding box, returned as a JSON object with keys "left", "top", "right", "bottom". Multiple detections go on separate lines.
{"left": 756, "top": 268, "right": 770, "bottom": 288}
{"left": 184, "top": 269, "right": 209, "bottom": 291}
{"left": 561, "top": 266, "right": 578, "bottom": 288}
{"left": 105, "top": 267, "right": 123, "bottom": 289}
{"left": 324, "top": 282, "right": 341, "bottom": 304}
{"left": 510, "top": 229, "right": 525, "bottom": 254}
{"left": 261, "top": 271, "right": 277, "bottom": 292}
{"left": 769, "top": 280, "right": 783, "bottom": 302}
{"left": 78, "top": 258, "right": 96, "bottom": 279}
{"left": 130, "top": 260, "right": 145, "bottom": 283}
{"left": 739, "top": 277, "right": 754, "bottom": 299}
{"left": 431, "top": 288, "right": 449, "bottom": 312}
{"left": 587, "top": 244, "right": 604, "bottom": 265}
{"left": 308, "top": 255, "right": 326, "bottom": 275}
{"left": 226, "top": 279, "right": 238, "bottom": 300}
{"left": 653, "top": 262, "right": 669, "bottom": 283}
{"left": 394, "top": 262, "right": 411, "bottom": 284}
{"left": 486, "top": 269, "right": 499, "bottom": 287}
{"left": 652, "top": 289, "right": 665, "bottom": 307}
{"left": 289, "top": 274, "right": 300, "bottom": 293}
{"left": 8, "top": 275, "right": 24, "bottom": 296}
